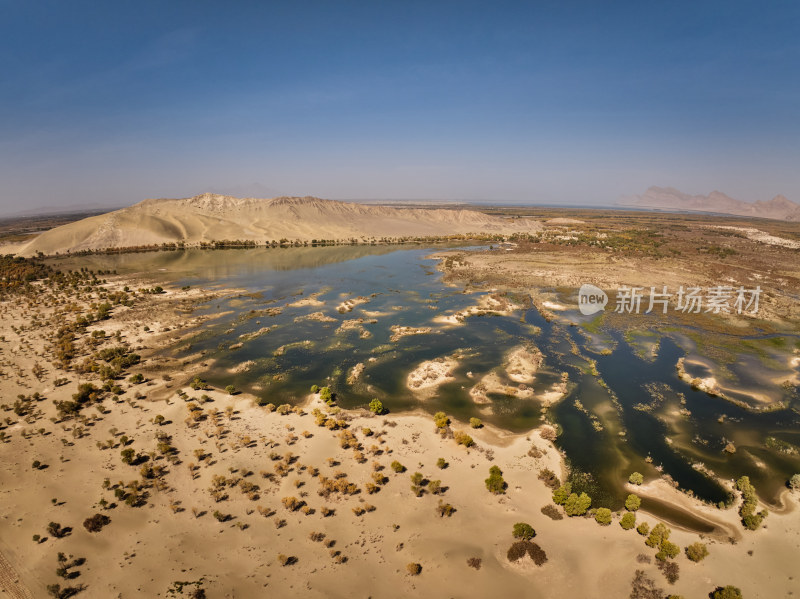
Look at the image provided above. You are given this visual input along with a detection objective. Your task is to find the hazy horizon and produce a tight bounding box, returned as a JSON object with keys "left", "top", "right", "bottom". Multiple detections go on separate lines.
{"left": 2, "top": 1, "right": 799, "bottom": 216}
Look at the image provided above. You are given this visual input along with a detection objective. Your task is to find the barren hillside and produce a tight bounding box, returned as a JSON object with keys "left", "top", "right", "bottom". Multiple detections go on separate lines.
{"left": 15, "top": 194, "right": 540, "bottom": 256}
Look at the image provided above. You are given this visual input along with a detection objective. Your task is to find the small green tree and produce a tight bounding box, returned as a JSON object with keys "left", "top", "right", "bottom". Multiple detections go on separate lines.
{"left": 512, "top": 522, "right": 535, "bottom": 541}
{"left": 685, "top": 542, "right": 709, "bottom": 562}
{"left": 469, "top": 417, "right": 482, "bottom": 429}
{"left": 564, "top": 492, "right": 591, "bottom": 516}
{"left": 625, "top": 493, "right": 641, "bottom": 511}
{"left": 637, "top": 522, "right": 650, "bottom": 536}
{"left": 319, "top": 387, "right": 332, "bottom": 401}
{"left": 311, "top": 385, "right": 320, "bottom": 393}
{"left": 368, "top": 398, "right": 384, "bottom": 415}
{"left": 620, "top": 512, "right": 636, "bottom": 530}
{"left": 225, "top": 385, "right": 236, "bottom": 395}
{"left": 120, "top": 448, "right": 135, "bottom": 465}
{"left": 485, "top": 465, "right": 506, "bottom": 494}
{"left": 629, "top": 472, "right": 644, "bottom": 485}
{"left": 594, "top": 507, "right": 612, "bottom": 525}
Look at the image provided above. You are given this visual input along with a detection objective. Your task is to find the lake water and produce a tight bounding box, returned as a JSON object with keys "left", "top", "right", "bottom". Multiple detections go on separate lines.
{"left": 51, "top": 245, "right": 800, "bottom": 526}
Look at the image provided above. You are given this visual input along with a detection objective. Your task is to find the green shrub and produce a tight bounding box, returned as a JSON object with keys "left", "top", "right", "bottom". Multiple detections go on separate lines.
{"left": 620, "top": 512, "right": 636, "bottom": 530}
{"left": 368, "top": 398, "right": 384, "bottom": 415}
{"left": 433, "top": 411, "right": 449, "bottom": 428}
{"left": 391, "top": 461, "right": 406, "bottom": 473}
{"left": 485, "top": 466, "right": 506, "bottom": 494}
{"left": 646, "top": 523, "right": 670, "bottom": 548}
{"left": 454, "top": 431, "right": 474, "bottom": 447}
{"left": 311, "top": 385, "right": 320, "bottom": 393}
{"left": 685, "top": 542, "right": 709, "bottom": 562}
{"left": 225, "top": 385, "right": 236, "bottom": 395}
{"left": 629, "top": 472, "right": 644, "bottom": 485}
{"left": 594, "top": 507, "right": 612, "bottom": 525}
{"left": 636, "top": 522, "right": 650, "bottom": 536}
{"left": 789, "top": 473, "right": 800, "bottom": 491}
{"left": 469, "top": 417, "right": 482, "bottom": 429}
{"left": 625, "top": 493, "right": 641, "bottom": 511}
{"left": 552, "top": 483, "right": 572, "bottom": 505}
{"left": 319, "top": 387, "right": 332, "bottom": 401}
{"left": 512, "top": 522, "right": 535, "bottom": 541}
{"left": 436, "top": 458, "right": 447, "bottom": 469}
{"left": 564, "top": 492, "right": 591, "bottom": 516}
{"left": 656, "top": 539, "right": 680, "bottom": 561}
{"left": 711, "top": 586, "right": 743, "bottom": 599}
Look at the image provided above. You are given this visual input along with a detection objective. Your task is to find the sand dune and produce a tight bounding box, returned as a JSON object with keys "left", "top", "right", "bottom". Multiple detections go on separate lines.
{"left": 16, "top": 194, "right": 541, "bottom": 256}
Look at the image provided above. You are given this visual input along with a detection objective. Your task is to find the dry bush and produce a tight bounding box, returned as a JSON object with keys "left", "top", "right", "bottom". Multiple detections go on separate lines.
{"left": 540, "top": 504, "right": 563, "bottom": 520}
{"left": 506, "top": 541, "right": 547, "bottom": 565}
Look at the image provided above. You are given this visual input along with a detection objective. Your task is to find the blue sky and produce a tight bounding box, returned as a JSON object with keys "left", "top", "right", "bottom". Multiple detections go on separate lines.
{"left": 1, "top": 0, "right": 798, "bottom": 214}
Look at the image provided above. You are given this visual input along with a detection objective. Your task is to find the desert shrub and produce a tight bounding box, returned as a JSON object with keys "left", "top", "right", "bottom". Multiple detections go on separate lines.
{"left": 391, "top": 460, "right": 406, "bottom": 473}
{"left": 469, "top": 417, "right": 482, "bottom": 429}
{"left": 466, "top": 557, "right": 482, "bottom": 570}
{"left": 433, "top": 411, "right": 449, "bottom": 428}
{"left": 657, "top": 559, "right": 680, "bottom": 584}
{"left": 47, "top": 522, "right": 68, "bottom": 538}
{"left": 620, "top": 512, "right": 637, "bottom": 530}
{"left": 436, "top": 458, "right": 447, "bottom": 469}
{"left": 225, "top": 385, "right": 236, "bottom": 395}
{"left": 428, "top": 480, "right": 441, "bottom": 495}
{"left": 506, "top": 541, "right": 547, "bottom": 565}
{"left": 436, "top": 501, "right": 456, "bottom": 517}
{"left": 311, "top": 385, "right": 319, "bottom": 393}
{"left": 594, "top": 507, "right": 612, "bottom": 525}
{"left": 789, "top": 473, "right": 800, "bottom": 491}
{"left": 637, "top": 522, "right": 650, "bottom": 536}
{"left": 368, "top": 398, "right": 384, "bottom": 415}
{"left": 512, "top": 522, "right": 535, "bottom": 540}
{"left": 485, "top": 465, "right": 506, "bottom": 494}
{"left": 82, "top": 513, "right": 110, "bottom": 532}
{"left": 454, "top": 431, "right": 474, "bottom": 447}
{"left": 319, "top": 387, "right": 332, "bottom": 401}
{"left": 541, "top": 504, "right": 563, "bottom": 520}
{"left": 656, "top": 539, "right": 680, "bottom": 561}
{"left": 538, "top": 468, "right": 560, "bottom": 489}
{"left": 552, "top": 483, "right": 572, "bottom": 505}
{"left": 629, "top": 472, "right": 644, "bottom": 485}
{"left": 711, "top": 586, "right": 743, "bottom": 599}
{"left": 625, "top": 493, "right": 642, "bottom": 511}
{"left": 646, "top": 523, "right": 670, "bottom": 548}
{"left": 406, "top": 562, "right": 422, "bottom": 575}
{"left": 685, "top": 542, "right": 709, "bottom": 562}
{"left": 735, "top": 475, "right": 767, "bottom": 530}
{"left": 564, "top": 492, "right": 591, "bottom": 516}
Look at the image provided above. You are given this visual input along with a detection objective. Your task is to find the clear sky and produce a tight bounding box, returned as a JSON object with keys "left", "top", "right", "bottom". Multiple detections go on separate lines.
{"left": 1, "top": 0, "right": 798, "bottom": 215}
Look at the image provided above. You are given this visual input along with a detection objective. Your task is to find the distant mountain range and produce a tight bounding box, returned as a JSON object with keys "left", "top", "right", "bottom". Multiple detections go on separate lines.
{"left": 14, "top": 193, "right": 540, "bottom": 257}
{"left": 619, "top": 187, "right": 800, "bottom": 221}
